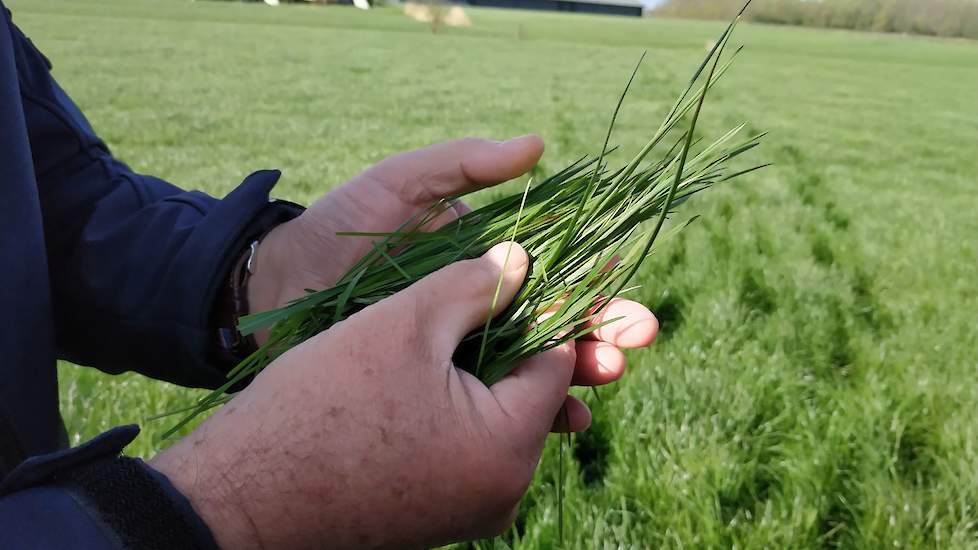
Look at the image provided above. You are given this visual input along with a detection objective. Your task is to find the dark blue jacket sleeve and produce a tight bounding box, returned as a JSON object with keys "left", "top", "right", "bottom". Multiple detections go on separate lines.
{"left": 0, "top": 426, "right": 217, "bottom": 550}
{"left": 0, "top": 10, "right": 297, "bottom": 547}
{"left": 14, "top": 20, "right": 302, "bottom": 389}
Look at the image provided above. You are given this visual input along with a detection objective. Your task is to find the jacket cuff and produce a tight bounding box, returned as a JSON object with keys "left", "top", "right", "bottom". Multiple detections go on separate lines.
{"left": 179, "top": 170, "right": 303, "bottom": 385}
{"left": 204, "top": 192, "right": 305, "bottom": 374}
{"left": 0, "top": 425, "right": 218, "bottom": 550}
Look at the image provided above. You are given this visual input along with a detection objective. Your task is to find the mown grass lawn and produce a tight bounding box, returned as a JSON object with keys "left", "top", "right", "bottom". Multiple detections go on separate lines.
{"left": 9, "top": 0, "right": 978, "bottom": 547}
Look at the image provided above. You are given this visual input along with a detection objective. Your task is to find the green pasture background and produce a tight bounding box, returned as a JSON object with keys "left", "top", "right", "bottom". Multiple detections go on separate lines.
{"left": 9, "top": 0, "right": 978, "bottom": 547}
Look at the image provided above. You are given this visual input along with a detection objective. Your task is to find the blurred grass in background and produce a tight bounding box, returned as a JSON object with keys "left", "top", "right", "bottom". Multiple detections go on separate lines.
{"left": 9, "top": 0, "right": 978, "bottom": 546}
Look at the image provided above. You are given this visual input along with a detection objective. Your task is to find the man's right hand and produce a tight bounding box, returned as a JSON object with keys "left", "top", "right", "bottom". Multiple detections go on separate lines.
{"left": 150, "top": 240, "right": 656, "bottom": 549}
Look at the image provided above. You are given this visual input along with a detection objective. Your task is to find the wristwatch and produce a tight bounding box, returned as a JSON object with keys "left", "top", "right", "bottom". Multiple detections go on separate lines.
{"left": 210, "top": 198, "right": 305, "bottom": 369}
{"left": 212, "top": 235, "right": 264, "bottom": 366}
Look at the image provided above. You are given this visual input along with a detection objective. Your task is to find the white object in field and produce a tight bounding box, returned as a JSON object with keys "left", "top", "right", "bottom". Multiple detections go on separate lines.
{"left": 404, "top": 2, "right": 432, "bottom": 22}
{"left": 403, "top": 2, "right": 471, "bottom": 27}
{"left": 264, "top": 0, "right": 280, "bottom": 5}
{"left": 353, "top": 0, "right": 371, "bottom": 9}
{"left": 443, "top": 6, "right": 471, "bottom": 27}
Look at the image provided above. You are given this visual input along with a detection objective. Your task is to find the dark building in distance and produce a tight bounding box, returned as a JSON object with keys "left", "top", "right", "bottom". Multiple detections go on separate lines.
{"left": 466, "top": 0, "right": 643, "bottom": 17}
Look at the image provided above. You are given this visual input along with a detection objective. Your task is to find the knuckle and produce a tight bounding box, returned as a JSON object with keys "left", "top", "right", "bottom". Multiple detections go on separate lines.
{"left": 399, "top": 184, "right": 429, "bottom": 207}
{"left": 351, "top": 294, "right": 437, "bottom": 366}
{"left": 385, "top": 172, "right": 429, "bottom": 205}
{"left": 396, "top": 295, "right": 438, "bottom": 361}
{"left": 361, "top": 154, "right": 429, "bottom": 205}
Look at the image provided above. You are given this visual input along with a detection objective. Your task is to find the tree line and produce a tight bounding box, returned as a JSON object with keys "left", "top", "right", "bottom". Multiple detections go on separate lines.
{"left": 654, "top": 0, "right": 978, "bottom": 39}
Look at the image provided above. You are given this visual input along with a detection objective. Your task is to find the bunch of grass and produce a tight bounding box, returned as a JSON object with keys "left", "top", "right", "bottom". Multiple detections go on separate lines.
{"left": 163, "top": 6, "right": 763, "bottom": 438}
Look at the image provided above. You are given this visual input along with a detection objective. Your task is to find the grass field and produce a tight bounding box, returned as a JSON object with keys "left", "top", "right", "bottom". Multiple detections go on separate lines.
{"left": 9, "top": 0, "right": 978, "bottom": 547}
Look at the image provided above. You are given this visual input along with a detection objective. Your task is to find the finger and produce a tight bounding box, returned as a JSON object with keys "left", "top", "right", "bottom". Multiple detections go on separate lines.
{"left": 550, "top": 395, "right": 592, "bottom": 433}
{"left": 490, "top": 343, "right": 577, "bottom": 440}
{"left": 363, "top": 135, "right": 545, "bottom": 206}
{"left": 450, "top": 199, "right": 473, "bottom": 216}
{"left": 375, "top": 241, "right": 529, "bottom": 354}
{"left": 571, "top": 341, "right": 626, "bottom": 386}
{"left": 584, "top": 298, "right": 658, "bottom": 348}
{"left": 423, "top": 199, "right": 472, "bottom": 232}
{"left": 600, "top": 255, "right": 621, "bottom": 273}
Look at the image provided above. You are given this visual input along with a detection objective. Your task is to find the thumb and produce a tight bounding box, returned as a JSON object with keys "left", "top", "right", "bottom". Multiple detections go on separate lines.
{"left": 373, "top": 241, "right": 529, "bottom": 357}
{"left": 362, "top": 136, "right": 545, "bottom": 206}
{"left": 489, "top": 343, "right": 577, "bottom": 442}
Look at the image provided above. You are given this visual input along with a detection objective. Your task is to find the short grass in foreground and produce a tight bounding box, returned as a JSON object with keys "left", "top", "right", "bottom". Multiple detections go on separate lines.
{"left": 12, "top": 0, "right": 978, "bottom": 547}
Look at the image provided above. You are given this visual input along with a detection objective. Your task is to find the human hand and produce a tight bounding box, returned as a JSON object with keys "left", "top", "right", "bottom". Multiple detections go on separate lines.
{"left": 245, "top": 136, "right": 544, "bottom": 321}
{"left": 152, "top": 239, "right": 657, "bottom": 548}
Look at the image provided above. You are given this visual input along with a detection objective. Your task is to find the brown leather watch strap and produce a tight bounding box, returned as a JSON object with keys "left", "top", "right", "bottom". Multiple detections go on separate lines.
{"left": 213, "top": 236, "right": 263, "bottom": 366}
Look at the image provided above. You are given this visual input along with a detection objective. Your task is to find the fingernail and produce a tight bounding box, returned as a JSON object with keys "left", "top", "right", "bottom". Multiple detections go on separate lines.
{"left": 484, "top": 241, "right": 529, "bottom": 273}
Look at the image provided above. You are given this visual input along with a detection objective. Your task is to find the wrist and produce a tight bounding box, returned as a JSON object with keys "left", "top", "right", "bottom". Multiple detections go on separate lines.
{"left": 215, "top": 220, "right": 294, "bottom": 350}
{"left": 245, "top": 222, "right": 293, "bottom": 320}
{"left": 150, "top": 437, "right": 259, "bottom": 550}
{"left": 220, "top": 199, "right": 305, "bottom": 350}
